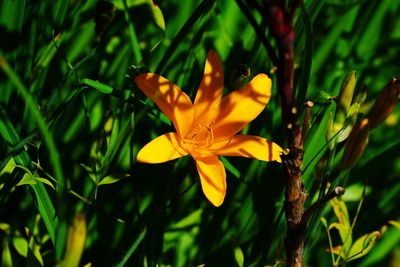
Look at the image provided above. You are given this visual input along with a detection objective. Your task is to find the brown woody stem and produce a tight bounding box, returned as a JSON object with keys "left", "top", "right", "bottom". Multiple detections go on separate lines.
{"left": 263, "top": 1, "right": 306, "bottom": 266}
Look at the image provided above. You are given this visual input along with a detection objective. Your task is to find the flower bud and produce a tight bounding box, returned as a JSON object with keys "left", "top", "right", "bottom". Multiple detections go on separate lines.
{"left": 368, "top": 77, "right": 400, "bottom": 129}
{"left": 335, "top": 71, "right": 357, "bottom": 126}
{"left": 62, "top": 212, "right": 87, "bottom": 267}
{"left": 326, "top": 111, "right": 338, "bottom": 150}
{"left": 229, "top": 64, "right": 251, "bottom": 89}
{"left": 326, "top": 71, "right": 358, "bottom": 149}
{"left": 340, "top": 118, "right": 369, "bottom": 170}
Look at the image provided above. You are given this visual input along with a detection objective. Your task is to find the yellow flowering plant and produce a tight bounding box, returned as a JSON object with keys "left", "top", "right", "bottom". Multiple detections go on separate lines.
{"left": 135, "top": 50, "right": 282, "bottom": 206}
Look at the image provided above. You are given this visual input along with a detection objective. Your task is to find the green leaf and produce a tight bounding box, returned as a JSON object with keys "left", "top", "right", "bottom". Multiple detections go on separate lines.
{"left": 170, "top": 209, "right": 202, "bottom": 229}
{"left": 146, "top": 0, "right": 166, "bottom": 31}
{"left": 328, "top": 222, "right": 352, "bottom": 257}
{"left": 347, "top": 231, "right": 381, "bottom": 261}
{"left": 81, "top": 78, "right": 114, "bottom": 94}
{"left": 112, "top": 0, "right": 146, "bottom": 9}
{"left": 0, "top": 57, "right": 65, "bottom": 192}
{"left": 80, "top": 163, "right": 98, "bottom": 184}
{"left": 234, "top": 246, "right": 244, "bottom": 267}
{"left": 17, "top": 173, "right": 37, "bottom": 186}
{"left": 98, "top": 175, "right": 121, "bottom": 186}
{"left": 330, "top": 197, "right": 351, "bottom": 228}
{"left": 0, "top": 223, "right": 10, "bottom": 233}
{"left": 34, "top": 178, "right": 56, "bottom": 190}
{"left": 12, "top": 236, "right": 28, "bottom": 257}
{"left": 296, "top": 1, "right": 313, "bottom": 107}
{"left": 220, "top": 157, "right": 240, "bottom": 178}
{"left": 0, "top": 0, "right": 26, "bottom": 32}
{"left": 320, "top": 217, "right": 328, "bottom": 228}
{"left": 342, "top": 183, "right": 371, "bottom": 202}
{"left": 0, "top": 158, "right": 16, "bottom": 176}
{"left": 155, "top": 0, "right": 216, "bottom": 74}
{"left": 330, "top": 197, "right": 352, "bottom": 254}
{"left": 115, "top": 227, "right": 147, "bottom": 267}
{"left": 1, "top": 239, "right": 13, "bottom": 267}
{"left": 389, "top": 220, "right": 400, "bottom": 229}
{"left": 61, "top": 213, "right": 87, "bottom": 267}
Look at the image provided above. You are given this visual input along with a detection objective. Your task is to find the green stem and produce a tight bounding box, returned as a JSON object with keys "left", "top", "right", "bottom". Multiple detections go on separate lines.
{"left": 116, "top": 227, "right": 147, "bottom": 267}
{"left": 0, "top": 57, "right": 65, "bottom": 193}
{"left": 122, "top": 0, "right": 143, "bottom": 64}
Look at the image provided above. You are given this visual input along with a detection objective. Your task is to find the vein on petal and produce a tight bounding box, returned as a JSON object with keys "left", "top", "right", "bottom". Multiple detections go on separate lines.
{"left": 135, "top": 73, "right": 194, "bottom": 137}
{"left": 212, "top": 74, "right": 272, "bottom": 140}
{"left": 193, "top": 50, "right": 224, "bottom": 121}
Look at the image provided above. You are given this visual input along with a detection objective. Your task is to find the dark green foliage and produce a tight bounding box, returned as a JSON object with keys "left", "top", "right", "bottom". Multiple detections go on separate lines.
{"left": 0, "top": 0, "right": 399, "bottom": 266}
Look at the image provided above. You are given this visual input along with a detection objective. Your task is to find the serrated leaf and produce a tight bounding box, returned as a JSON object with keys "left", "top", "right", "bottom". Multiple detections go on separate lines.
{"left": 98, "top": 175, "right": 120, "bottom": 186}
{"left": 347, "top": 231, "right": 381, "bottom": 261}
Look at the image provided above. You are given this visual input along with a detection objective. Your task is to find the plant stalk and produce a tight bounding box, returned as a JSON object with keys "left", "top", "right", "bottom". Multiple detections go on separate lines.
{"left": 263, "top": 1, "right": 306, "bottom": 266}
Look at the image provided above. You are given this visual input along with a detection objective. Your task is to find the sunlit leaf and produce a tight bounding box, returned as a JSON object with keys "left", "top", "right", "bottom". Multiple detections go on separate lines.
{"left": 34, "top": 178, "right": 55, "bottom": 190}
{"left": 61, "top": 213, "right": 87, "bottom": 267}
{"left": 98, "top": 175, "right": 121, "bottom": 186}
{"left": 234, "top": 246, "right": 244, "bottom": 267}
{"left": 145, "top": 0, "right": 165, "bottom": 31}
{"left": 328, "top": 222, "right": 352, "bottom": 256}
{"left": 389, "top": 220, "right": 400, "bottom": 229}
{"left": 17, "top": 173, "right": 37, "bottom": 186}
{"left": 12, "top": 236, "right": 28, "bottom": 257}
{"left": 1, "top": 239, "right": 13, "bottom": 267}
{"left": 347, "top": 231, "right": 381, "bottom": 261}
{"left": 0, "top": 158, "right": 16, "bottom": 175}
{"left": 330, "top": 197, "right": 351, "bottom": 228}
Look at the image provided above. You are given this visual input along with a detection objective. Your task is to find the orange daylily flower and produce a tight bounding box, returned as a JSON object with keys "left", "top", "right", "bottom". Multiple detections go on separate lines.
{"left": 135, "top": 50, "right": 282, "bottom": 207}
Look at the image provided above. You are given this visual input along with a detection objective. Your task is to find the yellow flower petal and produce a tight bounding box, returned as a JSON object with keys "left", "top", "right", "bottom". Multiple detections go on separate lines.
{"left": 195, "top": 156, "right": 226, "bottom": 207}
{"left": 213, "top": 74, "right": 272, "bottom": 140}
{"left": 135, "top": 73, "right": 193, "bottom": 137}
{"left": 193, "top": 50, "right": 224, "bottom": 120}
{"left": 137, "top": 132, "right": 187, "bottom": 163}
{"left": 210, "top": 135, "right": 282, "bottom": 162}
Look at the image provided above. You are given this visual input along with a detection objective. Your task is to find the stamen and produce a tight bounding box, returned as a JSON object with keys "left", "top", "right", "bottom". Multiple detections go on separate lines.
{"left": 182, "top": 120, "right": 216, "bottom": 150}
{"left": 205, "top": 120, "right": 215, "bottom": 147}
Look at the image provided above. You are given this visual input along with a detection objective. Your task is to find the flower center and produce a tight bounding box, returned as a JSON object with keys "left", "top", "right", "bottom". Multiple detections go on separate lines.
{"left": 181, "top": 120, "right": 216, "bottom": 152}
